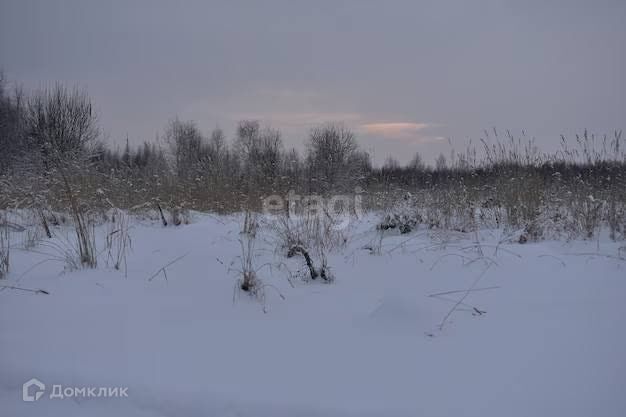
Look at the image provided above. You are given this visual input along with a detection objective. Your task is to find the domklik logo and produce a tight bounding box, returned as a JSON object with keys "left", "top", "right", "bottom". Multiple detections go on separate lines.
{"left": 22, "top": 378, "right": 45, "bottom": 402}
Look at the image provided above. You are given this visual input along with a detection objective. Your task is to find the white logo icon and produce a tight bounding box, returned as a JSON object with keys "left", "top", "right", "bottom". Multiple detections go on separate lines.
{"left": 22, "top": 378, "right": 45, "bottom": 402}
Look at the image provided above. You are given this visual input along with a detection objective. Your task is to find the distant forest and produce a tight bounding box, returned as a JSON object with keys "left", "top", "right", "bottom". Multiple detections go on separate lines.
{"left": 1, "top": 75, "right": 625, "bottom": 241}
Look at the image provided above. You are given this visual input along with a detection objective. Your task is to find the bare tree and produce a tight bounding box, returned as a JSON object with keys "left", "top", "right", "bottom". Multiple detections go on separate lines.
{"left": 209, "top": 127, "right": 226, "bottom": 159}
{"left": 21, "top": 85, "right": 101, "bottom": 268}
{"left": 257, "top": 126, "right": 283, "bottom": 180}
{"left": 306, "top": 123, "right": 360, "bottom": 192}
{"left": 0, "top": 74, "right": 26, "bottom": 174}
{"left": 435, "top": 153, "right": 447, "bottom": 171}
{"left": 24, "top": 84, "right": 99, "bottom": 169}
{"left": 383, "top": 157, "right": 400, "bottom": 170}
{"left": 234, "top": 120, "right": 261, "bottom": 160}
{"left": 164, "top": 118, "right": 205, "bottom": 179}
{"left": 235, "top": 120, "right": 283, "bottom": 192}
{"left": 408, "top": 152, "right": 425, "bottom": 171}
{"left": 281, "top": 147, "right": 303, "bottom": 189}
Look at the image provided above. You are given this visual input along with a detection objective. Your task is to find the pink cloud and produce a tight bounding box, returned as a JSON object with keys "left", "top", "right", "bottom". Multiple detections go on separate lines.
{"left": 360, "top": 122, "right": 443, "bottom": 144}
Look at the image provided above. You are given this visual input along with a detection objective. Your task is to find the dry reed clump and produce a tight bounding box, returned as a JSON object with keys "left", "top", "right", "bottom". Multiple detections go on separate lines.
{"left": 104, "top": 208, "right": 132, "bottom": 275}
{"left": 268, "top": 207, "right": 340, "bottom": 283}
{"left": 0, "top": 213, "right": 10, "bottom": 279}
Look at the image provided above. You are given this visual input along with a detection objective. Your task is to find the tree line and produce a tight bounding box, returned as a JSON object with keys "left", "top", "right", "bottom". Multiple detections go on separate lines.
{"left": 1, "top": 75, "right": 625, "bottom": 223}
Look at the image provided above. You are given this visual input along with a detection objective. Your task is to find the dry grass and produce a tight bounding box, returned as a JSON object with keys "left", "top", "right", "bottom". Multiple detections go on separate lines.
{"left": 0, "top": 214, "right": 10, "bottom": 279}
{"left": 105, "top": 208, "right": 132, "bottom": 275}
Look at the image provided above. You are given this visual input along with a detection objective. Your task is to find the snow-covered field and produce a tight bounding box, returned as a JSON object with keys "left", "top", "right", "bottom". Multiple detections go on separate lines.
{"left": 1, "top": 213, "right": 625, "bottom": 416}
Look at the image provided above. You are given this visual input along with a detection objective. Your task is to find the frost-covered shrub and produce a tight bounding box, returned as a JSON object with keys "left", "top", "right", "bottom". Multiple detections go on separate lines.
{"left": 270, "top": 209, "right": 347, "bottom": 255}
{"left": 377, "top": 213, "right": 418, "bottom": 234}
{"left": 269, "top": 207, "right": 341, "bottom": 284}
{"left": 377, "top": 192, "right": 421, "bottom": 234}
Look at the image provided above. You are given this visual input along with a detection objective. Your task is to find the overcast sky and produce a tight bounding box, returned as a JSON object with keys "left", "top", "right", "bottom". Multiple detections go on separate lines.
{"left": 1, "top": 0, "right": 624, "bottom": 164}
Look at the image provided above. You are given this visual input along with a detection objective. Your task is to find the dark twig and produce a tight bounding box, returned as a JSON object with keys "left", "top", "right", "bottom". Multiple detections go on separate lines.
{"left": 148, "top": 252, "right": 189, "bottom": 282}
{"left": 439, "top": 264, "right": 493, "bottom": 330}
{"left": 0, "top": 285, "right": 49, "bottom": 295}
{"left": 428, "top": 286, "right": 500, "bottom": 298}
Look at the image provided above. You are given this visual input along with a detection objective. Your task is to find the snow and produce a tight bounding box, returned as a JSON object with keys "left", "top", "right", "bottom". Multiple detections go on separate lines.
{"left": 1, "top": 214, "right": 625, "bottom": 416}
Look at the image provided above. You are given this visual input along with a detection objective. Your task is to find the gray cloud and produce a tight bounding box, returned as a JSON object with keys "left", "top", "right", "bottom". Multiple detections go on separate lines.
{"left": 1, "top": 0, "right": 624, "bottom": 164}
